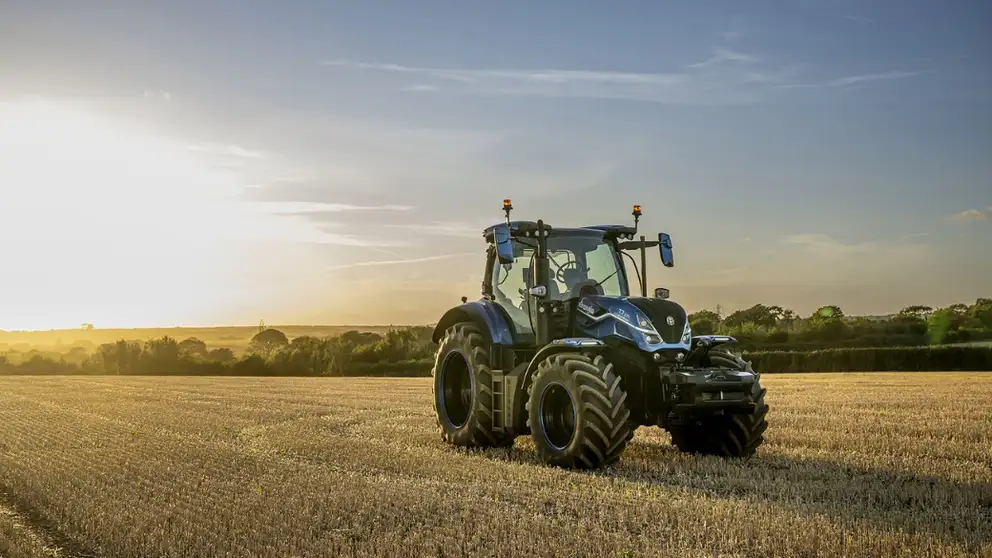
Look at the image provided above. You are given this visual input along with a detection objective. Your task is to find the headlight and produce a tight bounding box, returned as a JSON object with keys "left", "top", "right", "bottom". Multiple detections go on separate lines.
{"left": 681, "top": 321, "right": 691, "bottom": 344}
{"left": 612, "top": 310, "right": 663, "bottom": 343}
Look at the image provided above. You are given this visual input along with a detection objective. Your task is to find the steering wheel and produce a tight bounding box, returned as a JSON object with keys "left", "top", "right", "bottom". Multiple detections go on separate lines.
{"left": 555, "top": 260, "right": 582, "bottom": 283}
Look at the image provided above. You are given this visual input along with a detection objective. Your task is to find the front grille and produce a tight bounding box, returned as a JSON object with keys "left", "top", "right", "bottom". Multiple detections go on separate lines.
{"left": 699, "top": 390, "right": 747, "bottom": 402}
{"left": 628, "top": 298, "right": 688, "bottom": 343}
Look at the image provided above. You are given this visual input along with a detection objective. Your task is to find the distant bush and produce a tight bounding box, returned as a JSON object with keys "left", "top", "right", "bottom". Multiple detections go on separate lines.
{"left": 743, "top": 346, "right": 992, "bottom": 373}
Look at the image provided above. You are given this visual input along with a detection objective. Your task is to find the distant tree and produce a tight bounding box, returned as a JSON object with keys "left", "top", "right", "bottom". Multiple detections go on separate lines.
{"left": 339, "top": 330, "right": 383, "bottom": 346}
{"left": 688, "top": 310, "right": 720, "bottom": 324}
{"left": 178, "top": 337, "right": 208, "bottom": 358}
{"left": 970, "top": 298, "right": 992, "bottom": 330}
{"left": 803, "top": 306, "right": 849, "bottom": 341}
{"left": 249, "top": 328, "right": 289, "bottom": 359}
{"left": 97, "top": 339, "right": 142, "bottom": 374}
{"left": 142, "top": 337, "right": 181, "bottom": 373}
{"left": 928, "top": 309, "right": 955, "bottom": 344}
{"left": 723, "top": 304, "right": 779, "bottom": 329}
{"left": 888, "top": 314, "right": 929, "bottom": 336}
{"left": 899, "top": 305, "right": 933, "bottom": 320}
{"left": 779, "top": 309, "right": 798, "bottom": 330}
{"left": 207, "top": 348, "right": 235, "bottom": 364}
{"left": 690, "top": 318, "right": 717, "bottom": 335}
{"left": 81, "top": 323, "right": 94, "bottom": 330}
{"left": 688, "top": 309, "right": 721, "bottom": 335}
{"left": 273, "top": 336, "right": 334, "bottom": 376}
{"left": 929, "top": 304, "right": 982, "bottom": 343}
{"left": 811, "top": 305, "right": 844, "bottom": 321}
{"left": 333, "top": 335, "right": 365, "bottom": 375}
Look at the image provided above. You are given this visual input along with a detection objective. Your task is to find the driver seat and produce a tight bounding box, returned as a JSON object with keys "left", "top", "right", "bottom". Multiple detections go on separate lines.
{"left": 570, "top": 279, "right": 604, "bottom": 299}
{"left": 561, "top": 268, "right": 602, "bottom": 299}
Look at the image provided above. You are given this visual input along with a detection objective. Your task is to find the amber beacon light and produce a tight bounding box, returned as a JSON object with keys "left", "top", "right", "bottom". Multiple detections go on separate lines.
{"left": 503, "top": 198, "right": 513, "bottom": 224}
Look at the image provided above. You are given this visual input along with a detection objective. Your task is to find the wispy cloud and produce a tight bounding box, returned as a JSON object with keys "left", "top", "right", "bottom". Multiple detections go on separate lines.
{"left": 327, "top": 253, "right": 475, "bottom": 270}
{"left": 687, "top": 47, "right": 759, "bottom": 69}
{"left": 187, "top": 142, "right": 264, "bottom": 159}
{"left": 322, "top": 59, "right": 688, "bottom": 86}
{"left": 825, "top": 70, "right": 922, "bottom": 87}
{"left": 143, "top": 89, "right": 172, "bottom": 101}
{"left": 781, "top": 70, "right": 923, "bottom": 89}
{"left": 251, "top": 201, "right": 414, "bottom": 214}
{"left": 400, "top": 84, "right": 438, "bottom": 92}
{"left": 321, "top": 56, "right": 795, "bottom": 105}
{"left": 322, "top": 53, "right": 925, "bottom": 105}
{"left": 950, "top": 206, "right": 992, "bottom": 222}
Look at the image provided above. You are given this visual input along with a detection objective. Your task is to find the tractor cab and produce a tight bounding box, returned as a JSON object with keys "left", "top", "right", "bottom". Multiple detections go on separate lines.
{"left": 481, "top": 201, "right": 674, "bottom": 346}
{"left": 483, "top": 224, "right": 629, "bottom": 341}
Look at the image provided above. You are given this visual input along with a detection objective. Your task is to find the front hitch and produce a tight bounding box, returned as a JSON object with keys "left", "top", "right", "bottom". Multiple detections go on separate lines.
{"left": 664, "top": 367, "right": 758, "bottom": 415}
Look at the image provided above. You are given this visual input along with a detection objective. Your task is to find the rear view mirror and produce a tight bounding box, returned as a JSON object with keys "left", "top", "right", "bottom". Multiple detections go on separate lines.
{"left": 659, "top": 233, "right": 674, "bottom": 267}
{"left": 494, "top": 224, "right": 514, "bottom": 265}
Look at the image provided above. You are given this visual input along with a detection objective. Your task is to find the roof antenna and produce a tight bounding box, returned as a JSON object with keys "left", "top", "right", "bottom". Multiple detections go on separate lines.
{"left": 503, "top": 198, "right": 513, "bottom": 225}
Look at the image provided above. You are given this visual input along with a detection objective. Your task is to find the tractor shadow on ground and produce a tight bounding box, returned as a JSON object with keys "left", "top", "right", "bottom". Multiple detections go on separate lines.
{"left": 489, "top": 437, "right": 992, "bottom": 552}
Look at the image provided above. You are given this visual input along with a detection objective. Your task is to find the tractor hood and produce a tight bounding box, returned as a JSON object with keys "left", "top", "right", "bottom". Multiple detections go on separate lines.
{"left": 575, "top": 295, "right": 691, "bottom": 353}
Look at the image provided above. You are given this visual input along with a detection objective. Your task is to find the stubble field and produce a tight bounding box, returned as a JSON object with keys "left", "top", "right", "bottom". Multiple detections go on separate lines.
{"left": 0, "top": 372, "right": 990, "bottom": 558}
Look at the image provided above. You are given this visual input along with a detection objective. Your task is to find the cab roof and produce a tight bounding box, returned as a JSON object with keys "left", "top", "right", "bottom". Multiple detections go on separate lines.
{"left": 483, "top": 221, "right": 637, "bottom": 242}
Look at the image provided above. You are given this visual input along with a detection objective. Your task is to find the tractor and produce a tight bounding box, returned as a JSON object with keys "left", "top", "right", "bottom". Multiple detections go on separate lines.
{"left": 429, "top": 200, "right": 768, "bottom": 469}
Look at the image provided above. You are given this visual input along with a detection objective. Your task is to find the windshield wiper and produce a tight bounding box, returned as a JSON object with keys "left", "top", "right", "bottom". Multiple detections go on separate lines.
{"left": 591, "top": 268, "right": 620, "bottom": 292}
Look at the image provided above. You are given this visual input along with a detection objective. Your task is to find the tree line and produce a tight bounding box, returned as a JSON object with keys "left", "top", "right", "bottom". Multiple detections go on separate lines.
{"left": 0, "top": 327, "right": 438, "bottom": 377}
{"left": 687, "top": 298, "right": 992, "bottom": 350}
{"left": 2, "top": 297, "right": 990, "bottom": 376}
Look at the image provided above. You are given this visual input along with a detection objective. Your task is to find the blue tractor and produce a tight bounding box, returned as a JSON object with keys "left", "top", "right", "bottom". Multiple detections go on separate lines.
{"left": 430, "top": 200, "right": 768, "bottom": 469}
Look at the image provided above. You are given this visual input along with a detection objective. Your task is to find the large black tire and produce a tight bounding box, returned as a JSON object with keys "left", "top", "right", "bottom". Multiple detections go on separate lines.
{"left": 431, "top": 322, "right": 514, "bottom": 448}
{"left": 526, "top": 352, "right": 633, "bottom": 469}
{"left": 668, "top": 350, "right": 769, "bottom": 457}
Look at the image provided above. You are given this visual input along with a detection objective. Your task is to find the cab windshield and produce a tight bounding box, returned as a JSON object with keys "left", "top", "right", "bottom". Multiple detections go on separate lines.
{"left": 492, "top": 230, "right": 627, "bottom": 334}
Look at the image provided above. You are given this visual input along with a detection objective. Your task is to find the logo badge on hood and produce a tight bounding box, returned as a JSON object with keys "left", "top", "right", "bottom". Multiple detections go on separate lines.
{"left": 666, "top": 316, "right": 675, "bottom": 326}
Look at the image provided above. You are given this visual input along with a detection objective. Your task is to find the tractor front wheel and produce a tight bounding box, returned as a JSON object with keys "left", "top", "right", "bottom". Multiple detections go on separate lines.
{"left": 667, "top": 350, "right": 769, "bottom": 457}
{"left": 431, "top": 322, "right": 513, "bottom": 448}
{"left": 526, "top": 352, "right": 633, "bottom": 469}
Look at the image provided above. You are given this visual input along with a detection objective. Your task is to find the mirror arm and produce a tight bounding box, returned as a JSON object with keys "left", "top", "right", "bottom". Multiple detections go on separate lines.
{"left": 639, "top": 235, "right": 648, "bottom": 297}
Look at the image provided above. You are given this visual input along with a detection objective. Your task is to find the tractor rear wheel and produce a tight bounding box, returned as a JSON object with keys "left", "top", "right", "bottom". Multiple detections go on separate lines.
{"left": 526, "top": 352, "right": 633, "bottom": 469}
{"left": 668, "top": 350, "right": 769, "bottom": 457}
{"left": 431, "top": 321, "right": 514, "bottom": 448}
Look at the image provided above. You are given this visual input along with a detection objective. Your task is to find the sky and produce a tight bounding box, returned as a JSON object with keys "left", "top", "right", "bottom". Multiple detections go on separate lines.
{"left": 0, "top": 0, "right": 990, "bottom": 330}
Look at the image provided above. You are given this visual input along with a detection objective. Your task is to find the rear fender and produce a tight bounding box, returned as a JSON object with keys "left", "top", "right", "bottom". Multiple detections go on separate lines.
{"left": 432, "top": 300, "right": 514, "bottom": 346}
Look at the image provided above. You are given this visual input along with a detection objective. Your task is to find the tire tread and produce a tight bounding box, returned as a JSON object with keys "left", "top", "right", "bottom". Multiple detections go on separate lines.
{"left": 526, "top": 352, "right": 633, "bottom": 468}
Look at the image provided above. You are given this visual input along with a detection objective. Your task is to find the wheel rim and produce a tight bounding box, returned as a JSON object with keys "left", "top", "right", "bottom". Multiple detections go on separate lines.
{"left": 539, "top": 382, "right": 577, "bottom": 450}
{"left": 439, "top": 351, "right": 473, "bottom": 428}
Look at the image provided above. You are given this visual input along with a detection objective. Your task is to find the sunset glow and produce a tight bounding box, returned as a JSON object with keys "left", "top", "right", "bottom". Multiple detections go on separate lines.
{"left": 0, "top": 1, "right": 988, "bottom": 330}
